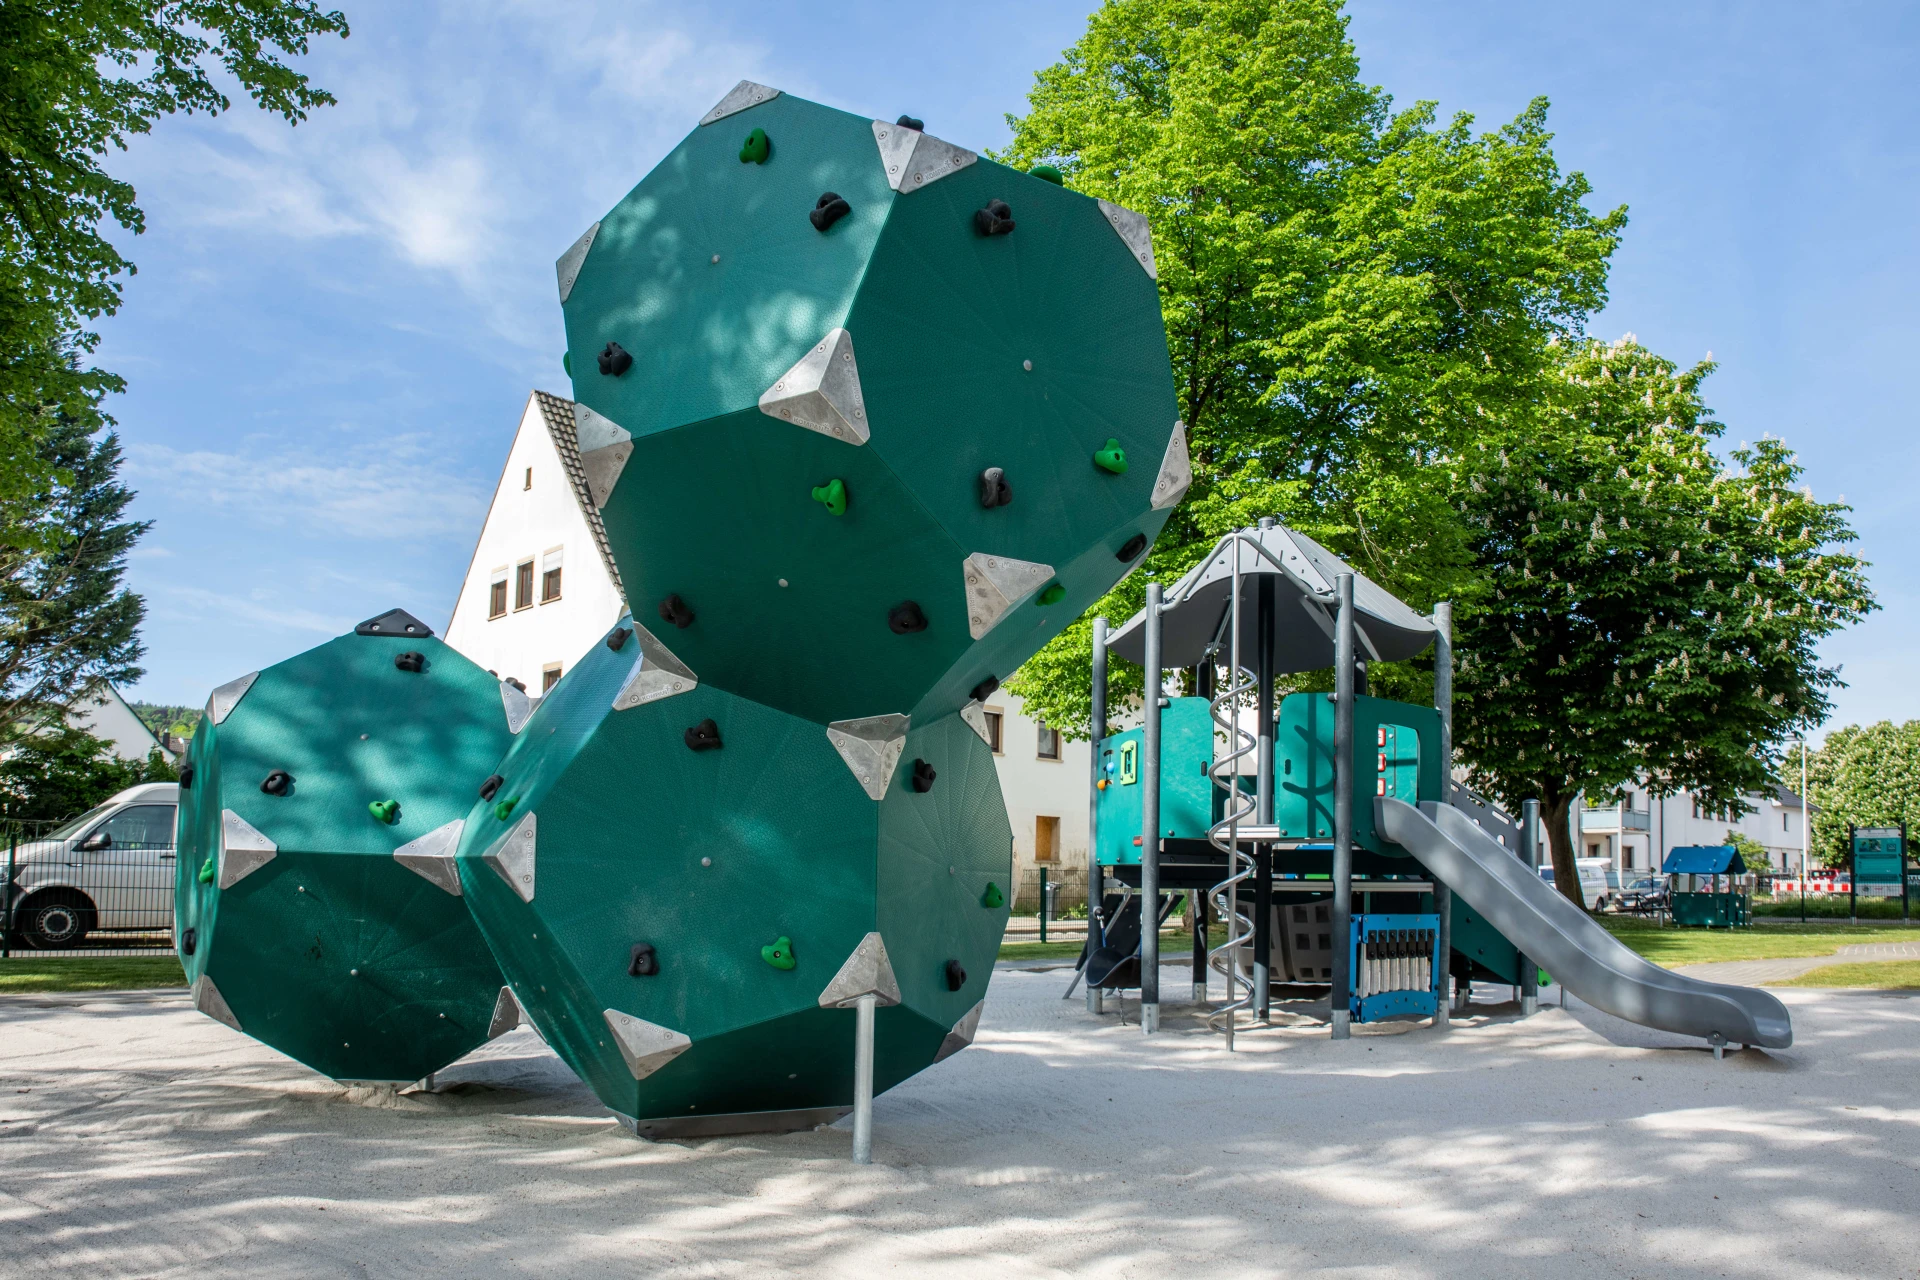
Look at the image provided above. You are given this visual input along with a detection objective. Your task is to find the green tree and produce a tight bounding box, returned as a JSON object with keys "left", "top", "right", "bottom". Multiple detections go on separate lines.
{"left": 994, "top": 0, "right": 1623, "bottom": 733}
{"left": 0, "top": 725, "right": 174, "bottom": 823}
{"left": 1451, "top": 338, "right": 1875, "bottom": 903}
{"left": 1790, "top": 724, "right": 1920, "bottom": 868}
{"left": 1721, "top": 828, "right": 1768, "bottom": 872}
{"left": 0, "top": 415, "right": 150, "bottom": 738}
{"left": 0, "top": 1, "right": 349, "bottom": 533}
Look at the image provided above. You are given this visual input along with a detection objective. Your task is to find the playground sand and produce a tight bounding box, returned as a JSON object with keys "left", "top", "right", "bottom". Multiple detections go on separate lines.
{"left": 2, "top": 971, "right": 1916, "bottom": 1279}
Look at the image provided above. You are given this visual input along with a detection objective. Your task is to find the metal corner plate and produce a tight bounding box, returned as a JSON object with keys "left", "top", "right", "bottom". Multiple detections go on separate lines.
{"left": 1096, "top": 199, "right": 1156, "bottom": 279}
{"left": 206, "top": 671, "right": 259, "bottom": 726}
{"left": 935, "top": 1000, "right": 984, "bottom": 1062}
{"left": 825, "top": 714, "right": 910, "bottom": 801}
{"left": 192, "top": 975, "right": 242, "bottom": 1031}
{"left": 959, "top": 700, "right": 992, "bottom": 745}
{"left": 962, "top": 552, "right": 1055, "bottom": 640}
{"left": 488, "top": 986, "right": 522, "bottom": 1040}
{"left": 758, "top": 328, "right": 869, "bottom": 445}
{"left": 1152, "top": 420, "right": 1192, "bottom": 510}
{"left": 611, "top": 621, "right": 698, "bottom": 710}
{"left": 218, "top": 810, "right": 276, "bottom": 889}
{"left": 392, "top": 818, "right": 466, "bottom": 896}
{"left": 817, "top": 931, "right": 902, "bottom": 1009}
{"left": 556, "top": 221, "right": 601, "bottom": 304}
{"left": 481, "top": 811, "right": 537, "bottom": 903}
{"left": 572, "top": 403, "right": 634, "bottom": 508}
{"left": 602, "top": 1009, "right": 694, "bottom": 1080}
{"left": 699, "top": 80, "right": 780, "bottom": 127}
{"left": 871, "top": 120, "right": 977, "bottom": 193}
{"left": 500, "top": 680, "right": 535, "bottom": 734}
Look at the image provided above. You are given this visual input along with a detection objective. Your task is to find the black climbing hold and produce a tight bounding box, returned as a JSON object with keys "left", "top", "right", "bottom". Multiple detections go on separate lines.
{"left": 970, "top": 676, "right": 1000, "bottom": 702}
{"left": 685, "top": 718, "right": 723, "bottom": 752}
{"left": 1117, "top": 533, "right": 1148, "bottom": 561}
{"left": 178, "top": 763, "right": 194, "bottom": 790}
{"left": 658, "top": 594, "right": 695, "bottom": 629}
{"left": 260, "top": 769, "right": 293, "bottom": 797}
{"left": 505, "top": 676, "right": 527, "bottom": 693}
{"left": 911, "top": 758, "right": 937, "bottom": 793}
{"left": 896, "top": 114, "right": 924, "bottom": 131}
{"left": 182, "top": 927, "right": 197, "bottom": 957}
{"left": 973, "top": 198, "right": 1015, "bottom": 237}
{"left": 628, "top": 943, "right": 659, "bottom": 977}
{"left": 606, "top": 626, "right": 631, "bottom": 651}
{"left": 810, "top": 191, "right": 851, "bottom": 232}
{"left": 945, "top": 959, "right": 966, "bottom": 992}
{"left": 355, "top": 607, "right": 434, "bottom": 638}
{"left": 394, "top": 651, "right": 426, "bottom": 673}
{"left": 978, "top": 467, "right": 1012, "bottom": 509}
{"left": 739, "top": 126, "right": 771, "bottom": 164}
{"left": 598, "top": 341, "right": 633, "bottom": 376}
{"left": 479, "top": 774, "right": 504, "bottom": 802}
{"left": 888, "top": 601, "right": 928, "bottom": 634}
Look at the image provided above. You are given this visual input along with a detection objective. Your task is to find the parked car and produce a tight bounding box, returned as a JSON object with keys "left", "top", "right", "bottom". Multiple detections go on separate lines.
{"left": 1540, "top": 857, "right": 1613, "bottom": 911}
{"left": 1611, "top": 875, "right": 1669, "bottom": 914}
{"left": 3, "top": 782, "right": 179, "bottom": 949}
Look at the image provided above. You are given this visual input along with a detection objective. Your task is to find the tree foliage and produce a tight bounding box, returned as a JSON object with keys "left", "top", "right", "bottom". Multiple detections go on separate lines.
{"left": 994, "top": 0, "right": 1624, "bottom": 734}
{"left": 0, "top": 725, "right": 174, "bottom": 823}
{"left": 0, "top": 0, "right": 349, "bottom": 530}
{"left": 1790, "top": 724, "right": 1920, "bottom": 868}
{"left": 1452, "top": 338, "right": 1875, "bottom": 900}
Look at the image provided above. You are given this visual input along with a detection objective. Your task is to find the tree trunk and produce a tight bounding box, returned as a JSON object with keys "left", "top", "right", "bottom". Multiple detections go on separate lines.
{"left": 1542, "top": 791, "right": 1586, "bottom": 910}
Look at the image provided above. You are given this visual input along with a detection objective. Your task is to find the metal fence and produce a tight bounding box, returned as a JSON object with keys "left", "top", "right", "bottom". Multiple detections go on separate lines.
{"left": 3, "top": 814, "right": 177, "bottom": 959}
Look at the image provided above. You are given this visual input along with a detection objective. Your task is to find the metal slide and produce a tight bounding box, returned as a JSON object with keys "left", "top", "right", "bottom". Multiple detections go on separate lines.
{"left": 1376, "top": 798, "right": 1792, "bottom": 1049}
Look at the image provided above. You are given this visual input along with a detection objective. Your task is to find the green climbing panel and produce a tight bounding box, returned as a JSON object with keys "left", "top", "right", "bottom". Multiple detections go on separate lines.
{"left": 173, "top": 617, "right": 516, "bottom": 1083}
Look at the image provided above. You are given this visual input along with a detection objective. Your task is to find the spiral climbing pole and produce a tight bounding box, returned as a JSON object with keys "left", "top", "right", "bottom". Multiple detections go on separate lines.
{"left": 1205, "top": 539, "right": 1260, "bottom": 1048}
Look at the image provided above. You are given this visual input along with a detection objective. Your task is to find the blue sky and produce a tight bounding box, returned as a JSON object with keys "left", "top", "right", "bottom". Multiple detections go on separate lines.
{"left": 102, "top": 1, "right": 1917, "bottom": 736}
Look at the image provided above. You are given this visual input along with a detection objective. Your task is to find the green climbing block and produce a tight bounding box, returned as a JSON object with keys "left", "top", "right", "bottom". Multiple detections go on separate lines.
{"left": 368, "top": 799, "right": 400, "bottom": 825}
{"left": 810, "top": 477, "right": 848, "bottom": 516}
{"left": 558, "top": 86, "right": 1183, "bottom": 730}
{"left": 452, "top": 614, "right": 1011, "bottom": 1125}
{"left": 172, "top": 617, "right": 517, "bottom": 1083}
{"left": 739, "top": 126, "right": 771, "bottom": 164}
{"left": 1029, "top": 164, "right": 1064, "bottom": 185}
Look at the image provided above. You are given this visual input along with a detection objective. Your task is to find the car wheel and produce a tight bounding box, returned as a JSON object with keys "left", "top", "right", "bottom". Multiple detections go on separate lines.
{"left": 20, "top": 890, "right": 96, "bottom": 950}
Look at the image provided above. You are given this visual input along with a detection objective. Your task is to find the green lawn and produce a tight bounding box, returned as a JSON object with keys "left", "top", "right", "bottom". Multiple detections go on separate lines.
{"left": 0, "top": 955, "right": 186, "bottom": 993}
{"left": 1769, "top": 960, "right": 1920, "bottom": 989}
{"left": 999, "top": 926, "right": 1225, "bottom": 963}
{"left": 1602, "top": 919, "right": 1903, "bottom": 966}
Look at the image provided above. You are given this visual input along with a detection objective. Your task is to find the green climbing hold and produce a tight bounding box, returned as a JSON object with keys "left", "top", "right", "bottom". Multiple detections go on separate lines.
{"left": 810, "top": 477, "right": 848, "bottom": 516}
{"left": 1036, "top": 582, "right": 1066, "bottom": 606}
{"left": 198, "top": 858, "right": 215, "bottom": 885}
{"left": 981, "top": 882, "right": 1005, "bottom": 909}
{"left": 1093, "top": 439, "right": 1128, "bottom": 475}
{"left": 562, "top": 351, "right": 571, "bottom": 377}
{"left": 1029, "top": 164, "right": 1064, "bottom": 186}
{"left": 494, "top": 796, "right": 519, "bottom": 821}
{"left": 739, "top": 127, "right": 771, "bottom": 164}
{"left": 368, "top": 799, "right": 401, "bottom": 825}
{"left": 761, "top": 935, "right": 797, "bottom": 970}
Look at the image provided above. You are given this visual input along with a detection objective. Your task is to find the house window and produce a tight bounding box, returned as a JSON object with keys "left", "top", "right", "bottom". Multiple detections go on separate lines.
{"left": 541, "top": 547, "right": 563, "bottom": 603}
{"left": 524, "top": 466, "right": 533, "bottom": 490}
{"left": 542, "top": 663, "right": 562, "bottom": 693}
{"left": 1783, "top": 812, "right": 1789, "bottom": 832}
{"left": 1035, "top": 815, "right": 1059, "bottom": 863}
{"left": 984, "top": 710, "right": 1004, "bottom": 754}
{"left": 515, "top": 560, "right": 535, "bottom": 610}
{"left": 488, "top": 569, "right": 508, "bottom": 620}
{"left": 1036, "top": 722, "right": 1060, "bottom": 761}
{"left": 1692, "top": 799, "right": 1701, "bottom": 819}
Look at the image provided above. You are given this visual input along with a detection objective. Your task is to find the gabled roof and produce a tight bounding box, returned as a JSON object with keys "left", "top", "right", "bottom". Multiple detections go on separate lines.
{"left": 530, "top": 390, "right": 626, "bottom": 603}
{"left": 1665, "top": 845, "right": 1748, "bottom": 876}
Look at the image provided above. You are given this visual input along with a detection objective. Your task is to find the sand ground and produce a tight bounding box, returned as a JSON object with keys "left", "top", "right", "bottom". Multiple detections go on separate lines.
{"left": 2, "top": 968, "right": 1917, "bottom": 1279}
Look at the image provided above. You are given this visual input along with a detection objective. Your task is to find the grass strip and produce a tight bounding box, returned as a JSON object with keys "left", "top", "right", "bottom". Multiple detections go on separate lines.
{"left": 1768, "top": 960, "right": 1920, "bottom": 990}
{"left": 0, "top": 956, "right": 186, "bottom": 993}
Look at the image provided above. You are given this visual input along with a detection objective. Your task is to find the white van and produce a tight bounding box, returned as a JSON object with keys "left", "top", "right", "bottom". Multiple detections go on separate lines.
{"left": 1539, "top": 857, "right": 1613, "bottom": 912}
{"left": 3, "top": 782, "right": 179, "bottom": 949}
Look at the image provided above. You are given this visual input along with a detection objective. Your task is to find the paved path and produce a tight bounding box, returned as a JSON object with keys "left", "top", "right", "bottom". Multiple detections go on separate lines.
{"left": 1675, "top": 940, "right": 1920, "bottom": 986}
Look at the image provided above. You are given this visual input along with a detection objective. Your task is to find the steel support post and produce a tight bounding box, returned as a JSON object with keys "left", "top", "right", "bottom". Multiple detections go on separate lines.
{"left": 1330, "top": 574, "right": 1355, "bottom": 1041}
{"left": 851, "top": 992, "right": 876, "bottom": 1164}
{"left": 1254, "top": 564, "right": 1276, "bottom": 1021}
{"left": 1088, "top": 617, "right": 1108, "bottom": 1015}
{"left": 1519, "top": 797, "right": 1541, "bottom": 1016}
{"left": 2, "top": 827, "right": 15, "bottom": 960}
{"left": 1432, "top": 600, "right": 1453, "bottom": 1030}
{"left": 1192, "top": 890, "right": 1208, "bottom": 1001}
{"left": 1140, "top": 582, "right": 1164, "bottom": 1034}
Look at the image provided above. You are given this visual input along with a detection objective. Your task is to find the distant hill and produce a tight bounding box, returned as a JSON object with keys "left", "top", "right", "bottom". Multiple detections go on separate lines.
{"left": 131, "top": 702, "right": 202, "bottom": 746}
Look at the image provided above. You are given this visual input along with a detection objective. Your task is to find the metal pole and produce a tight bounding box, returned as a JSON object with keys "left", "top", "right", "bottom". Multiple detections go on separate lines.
{"left": 1432, "top": 600, "right": 1454, "bottom": 1029}
{"left": 1254, "top": 541, "right": 1276, "bottom": 1022}
{"left": 1800, "top": 742, "right": 1808, "bottom": 924}
{"left": 1850, "top": 824, "right": 1857, "bottom": 925}
{"left": 1904, "top": 822, "right": 1911, "bottom": 927}
{"left": 2, "top": 825, "right": 16, "bottom": 960}
{"left": 1039, "top": 866, "right": 1049, "bottom": 944}
{"left": 1330, "top": 574, "right": 1355, "bottom": 1041}
{"left": 1519, "top": 798, "right": 1540, "bottom": 1016}
{"left": 1089, "top": 617, "right": 1108, "bottom": 1015}
{"left": 851, "top": 993, "right": 876, "bottom": 1164}
{"left": 1141, "top": 581, "right": 1163, "bottom": 1034}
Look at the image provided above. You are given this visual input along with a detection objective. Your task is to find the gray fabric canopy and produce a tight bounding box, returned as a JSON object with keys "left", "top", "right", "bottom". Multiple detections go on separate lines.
{"left": 1107, "top": 523, "right": 1438, "bottom": 672}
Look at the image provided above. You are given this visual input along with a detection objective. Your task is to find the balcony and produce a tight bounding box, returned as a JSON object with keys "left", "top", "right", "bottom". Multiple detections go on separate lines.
{"left": 1580, "top": 806, "right": 1651, "bottom": 833}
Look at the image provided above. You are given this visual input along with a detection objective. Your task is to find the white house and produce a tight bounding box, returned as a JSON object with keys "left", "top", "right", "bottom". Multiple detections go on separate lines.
{"left": 1576, "top": 783, "right": 1813, "bottom": 875}
{"left": 71, "top": 684, "right": 172, "bottom": 763}
{"left": 443, "top": 392, "right": 1095, "bottom": 909}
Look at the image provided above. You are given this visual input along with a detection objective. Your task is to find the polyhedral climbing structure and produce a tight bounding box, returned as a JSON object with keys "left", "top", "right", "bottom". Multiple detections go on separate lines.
{"left": 176, "top": 81, "right": 1184, "bottom": 1138}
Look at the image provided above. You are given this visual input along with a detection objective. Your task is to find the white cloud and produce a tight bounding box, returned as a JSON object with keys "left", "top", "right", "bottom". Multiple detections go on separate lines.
{"left": 152, "top": 585, "right": 350, "bottom": 638}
